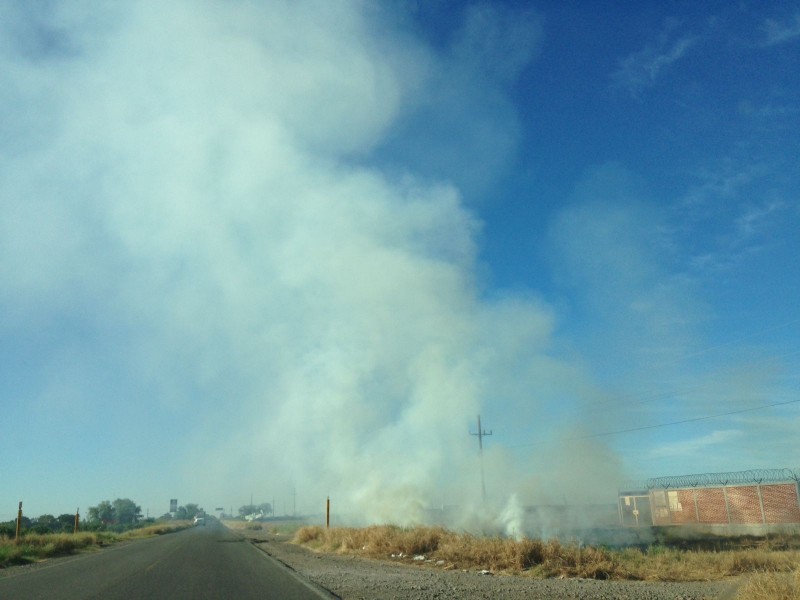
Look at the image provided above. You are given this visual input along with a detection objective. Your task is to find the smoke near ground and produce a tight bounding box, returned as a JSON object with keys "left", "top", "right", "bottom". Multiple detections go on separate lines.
{"left": 1, "top": 1, "right": 624, "bottom": 528}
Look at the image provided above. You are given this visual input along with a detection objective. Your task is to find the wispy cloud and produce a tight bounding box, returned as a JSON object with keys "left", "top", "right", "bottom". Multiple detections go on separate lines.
{"left": 737, "top": 100, "right": 798, "bottom": 121}
{"left": 682, "top": 167, "right": 786, "bottom": 241}
{"left": 612, "top": 21, "right": 697, "bottom": 97}
{"left": 762, "top": 13, "right": 800, "bottom": 46}
{"left": 736, "top": 199, "right": 788, "bottom": 237}
{"left": 648, "top": 430, "right": 743, "bottom": 459}
{"left": 546, "top": 163, "right": 707, "bottom": 378}
{"left": 450, "top": 2, "right": 542, "bottom": 83}
{"left": 676, "top": 160, "right": 791, "bottom": 274}
{"left": 681, "top": 162, "right": 765, "bottom": 212}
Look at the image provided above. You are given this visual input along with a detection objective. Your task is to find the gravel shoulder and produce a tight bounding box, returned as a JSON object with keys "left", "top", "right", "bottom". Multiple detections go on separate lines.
{"left": 234, "top": 528, "right": 740, "bottom": 600}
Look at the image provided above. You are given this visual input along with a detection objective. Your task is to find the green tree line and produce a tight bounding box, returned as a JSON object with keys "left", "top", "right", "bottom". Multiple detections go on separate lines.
{"left": 0, "top": 513, "right": 78, "bottom": 536}
{"left": 1, "top": 498, "right": 152, "bottom": 536}
{"left": 2, "top": 497, "right": 205, "bottom": 537}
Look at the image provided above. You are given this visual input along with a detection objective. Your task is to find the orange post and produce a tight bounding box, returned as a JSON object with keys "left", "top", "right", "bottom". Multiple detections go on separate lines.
{"left": 15, "top": 501, "right": 22, "bottom": 543}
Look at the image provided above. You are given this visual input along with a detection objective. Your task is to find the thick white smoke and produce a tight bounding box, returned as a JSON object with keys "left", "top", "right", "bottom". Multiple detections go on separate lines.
{"left": 1, "top": 1, "right": 621, "bottom": 524}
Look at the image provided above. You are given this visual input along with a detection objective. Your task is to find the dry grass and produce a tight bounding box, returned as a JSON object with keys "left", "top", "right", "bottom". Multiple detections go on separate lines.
{"left": 736, "top": 570, "right": 800, "bottom": 600}
{"left": 121, "top": 522, "right": 191, "bottom": 538}
{"left": 291, "top": 525, "right": 800, "bottom": 582}
{"left": 0, "top": 522, "right": 189, "bottom": 568}
{"left": 0, "top": 532, "right": 105, "bottom": 567}
{"left": 293, "top": 525, "right": 453, "bottom": 556}
{"left": 223, "top": 519, "right": 307, "bottom": 536}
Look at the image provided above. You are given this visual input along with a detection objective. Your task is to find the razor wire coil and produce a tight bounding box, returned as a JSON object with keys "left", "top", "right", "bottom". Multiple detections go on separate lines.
{"left": 645, "top": 468, "right": 800, "bottom": 489}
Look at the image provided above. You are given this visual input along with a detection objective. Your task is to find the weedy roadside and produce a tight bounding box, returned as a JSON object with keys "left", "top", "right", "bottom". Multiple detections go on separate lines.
{"left": 0, "top": 522, "right": 191, "bottom": 568}
{"left": 291, "top": 524, "right": 800, "bottom": 586}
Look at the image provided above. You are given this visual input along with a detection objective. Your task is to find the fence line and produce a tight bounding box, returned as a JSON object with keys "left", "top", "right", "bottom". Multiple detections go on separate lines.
{"left": 646, "top": 468, "right": 800, "bottom": 490}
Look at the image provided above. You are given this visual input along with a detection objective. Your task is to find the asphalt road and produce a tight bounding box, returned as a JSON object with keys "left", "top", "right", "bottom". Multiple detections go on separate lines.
{"left": 0, "top": 522, "right": 336, "bottom": 600}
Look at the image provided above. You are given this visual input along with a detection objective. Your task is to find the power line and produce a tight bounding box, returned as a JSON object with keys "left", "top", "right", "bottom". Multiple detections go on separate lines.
{"left": 509, "top": 397, "right": 800, "bottom": 449}
{"left": 584, "top": 344, "right": 800, "bottom": 414}
{"left": 470, "top": 415, "right": 492, "bottom": 503}
{"left": 531, "top": 343, "right": 800, "bottom": 430}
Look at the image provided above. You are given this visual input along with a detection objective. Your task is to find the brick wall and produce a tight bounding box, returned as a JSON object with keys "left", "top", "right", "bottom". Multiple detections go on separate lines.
{"left": 635, "top": 483, "right": 800, "bottom": 526}
{"left": 761, "top": 484, "right": 800, "bottom": 524}
{"left": 669, "top": 489, "right": 697, "bottom": 524}
{"left": 695, "top": 488, "right": 728, "bottom": 524}
{"left": 726, "top": 486, "right": 763, "bottom": 524}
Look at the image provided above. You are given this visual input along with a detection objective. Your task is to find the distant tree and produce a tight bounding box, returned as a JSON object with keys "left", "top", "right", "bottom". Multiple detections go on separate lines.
{"left": 257, "top": 503, "right": 272, "bottom": 516}
{"left": 183, "top": 503, "right": 201, "bottom": 519}
{"left": 112, "top": 498, "right": 142, "bottom": 525}
{"left": 57, "top": 514, "right": 76, "bottom": 531}
{"left": 0, "top": 521, "right": 14, "bottom": 537}
{"left": 88, "top": 501, "right": 115, "bottom": 524}
{"left": 32, "top": 514, "right": 57, "bottom": 533}
{"left": 238, "top": 504, "right": 257, "bottom": 518}
{"left": 86, "top": 499, "right": 142, "bottom": 529}
{"left": 35, "top": 514, "right": 57, "bottom": 526}
{"left": 0, "top": 516, "right": 30, "bottom": 536}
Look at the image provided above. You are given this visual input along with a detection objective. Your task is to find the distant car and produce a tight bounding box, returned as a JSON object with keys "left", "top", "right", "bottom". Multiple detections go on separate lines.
{"left": 193, "top": 516, "right": 205, "bottom": 526}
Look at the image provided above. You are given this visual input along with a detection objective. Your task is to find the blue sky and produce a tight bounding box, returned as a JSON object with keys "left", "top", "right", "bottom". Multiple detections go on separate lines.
{"left": 1, "top": 1, "right": 798, "bottom": 526}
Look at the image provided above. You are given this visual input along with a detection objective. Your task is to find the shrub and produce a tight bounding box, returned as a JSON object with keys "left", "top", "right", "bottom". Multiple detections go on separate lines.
{"left": 293, "top": 526, "right": 325, "bottom": 545}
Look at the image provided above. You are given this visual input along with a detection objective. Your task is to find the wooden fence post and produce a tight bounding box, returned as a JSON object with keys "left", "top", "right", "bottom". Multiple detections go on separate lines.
{"left": 15, "top": 501, "right": 22, "bottom": 543}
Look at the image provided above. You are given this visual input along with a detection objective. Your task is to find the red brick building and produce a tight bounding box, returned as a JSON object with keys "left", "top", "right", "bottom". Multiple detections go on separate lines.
{"left": 619, "top": 468, "right": 800, "bottom": 527}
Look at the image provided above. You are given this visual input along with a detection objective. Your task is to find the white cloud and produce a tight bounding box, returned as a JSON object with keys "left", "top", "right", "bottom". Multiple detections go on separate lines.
{"left": 676, "top": 160, "right": 791, "bottom": 275}
{"left": 547, "top": 164, "right": 707, "bottom": 375}
{"left": 648, "top": 430, "right": 743, "bottom": 459}
{"left": 612, "top": 21, "right": 696, "bottom": 97}
{"left": 451, "top": 2, "right": 542, "bottom": 83}
{"left": 735, "top": 199, "right": 788, "bottom": 239}
{"left": 762, "top": 13, "right": 800, "bottom": 46}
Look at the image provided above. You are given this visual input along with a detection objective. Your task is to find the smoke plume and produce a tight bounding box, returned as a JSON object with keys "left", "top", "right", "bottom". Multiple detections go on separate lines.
{"left": 0, "top": 1, "right": 622, "bottom": 525}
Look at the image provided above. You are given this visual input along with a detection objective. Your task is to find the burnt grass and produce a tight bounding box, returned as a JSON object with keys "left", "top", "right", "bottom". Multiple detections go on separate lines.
{"left": 570, "top": 525, "right": 800, "bottom": 553}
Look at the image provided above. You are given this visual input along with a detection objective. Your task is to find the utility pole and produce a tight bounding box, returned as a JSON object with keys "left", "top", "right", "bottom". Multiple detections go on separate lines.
{"left": 470, "top": 415, "right": 492, "bottom": 504}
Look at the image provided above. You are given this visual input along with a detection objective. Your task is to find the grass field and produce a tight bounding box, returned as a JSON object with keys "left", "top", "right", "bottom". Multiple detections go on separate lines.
{"left": 292, "top": 524, "right": 800, "bottom": 598}
{"left": 0, "top": 522, "right": 191, "bottom": 568}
